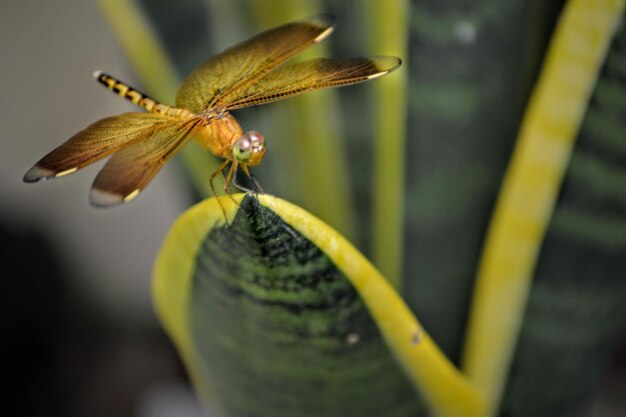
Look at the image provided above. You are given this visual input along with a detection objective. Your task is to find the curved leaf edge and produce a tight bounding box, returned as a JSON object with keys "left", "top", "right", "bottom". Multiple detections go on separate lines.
{"left": 460, "top": 1, "right": 626, "bottom": 415}
{"left": 153, "top": 194, "right": 486, "bottom": 417}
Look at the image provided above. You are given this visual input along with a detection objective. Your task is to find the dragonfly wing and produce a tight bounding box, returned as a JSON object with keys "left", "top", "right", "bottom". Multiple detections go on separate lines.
{"left": 175, "top": 14, "right": 334, "bottom": 113}
{"left": 90, "top": 119, "right": 199, "bottom": 207}
{"left": 224, "top": 57, "right": 401, "bottom": 110}
{"left": 23, "top": 113, "right": 171, "bottom": 182}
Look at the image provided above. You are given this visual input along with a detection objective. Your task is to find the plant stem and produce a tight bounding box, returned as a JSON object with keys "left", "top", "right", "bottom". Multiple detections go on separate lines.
{"left": 365, "top": 0, "right": 408, "bottom": 290}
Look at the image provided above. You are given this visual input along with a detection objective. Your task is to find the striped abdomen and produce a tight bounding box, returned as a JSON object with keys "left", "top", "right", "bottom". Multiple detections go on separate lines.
{"left": 94, "top": 71, "right": 192, "bottom": 118}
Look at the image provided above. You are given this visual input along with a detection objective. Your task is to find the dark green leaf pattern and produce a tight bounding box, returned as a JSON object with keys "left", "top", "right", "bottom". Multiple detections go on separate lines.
{"left": 190, "top": 196, "right": 426, "bottom": 417}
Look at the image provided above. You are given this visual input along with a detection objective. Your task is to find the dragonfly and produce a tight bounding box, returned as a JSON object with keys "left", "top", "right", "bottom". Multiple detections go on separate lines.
{"left": 23, "top": 14, "right": 401, "bottom": 207}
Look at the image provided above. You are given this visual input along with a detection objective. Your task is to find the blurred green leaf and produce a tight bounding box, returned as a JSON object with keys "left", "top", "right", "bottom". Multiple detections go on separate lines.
{"left": 460, "top": 1, "right": 625, "bottom": 415}
{"left": 365, "top": 0, "right": 409, "bottom": 291}
{"left": 500, "top": 13, "right": 626, "bottom": 416}
{"left": 404, "top": 0, "right": 565, "bottom": 363}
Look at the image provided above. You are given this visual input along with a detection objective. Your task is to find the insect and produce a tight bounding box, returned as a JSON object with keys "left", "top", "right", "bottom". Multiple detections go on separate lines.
{"left": 23, "top": 14, "right": 400, "bottom": 207}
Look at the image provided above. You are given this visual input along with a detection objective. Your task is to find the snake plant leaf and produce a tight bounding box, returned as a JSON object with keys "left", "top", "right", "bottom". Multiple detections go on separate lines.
{"left": 153, "top": 194, "right": 484, "bottom": 417}
{"left": 498, "top": 8, "right": 626, "bottom": 416}
{"left": 404, "top": 0, "right": 563, "bottom": 361}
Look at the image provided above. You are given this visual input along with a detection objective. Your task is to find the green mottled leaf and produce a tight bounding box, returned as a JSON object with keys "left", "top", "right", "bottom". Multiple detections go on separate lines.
{"left": 189, "top": 197, "right": 421, "bottom": 417}
{"left": 154, "top": 195, "right": 426, "bottom": 417}
{"left": 154, "top": 194, "right": 486, "bottom": 417}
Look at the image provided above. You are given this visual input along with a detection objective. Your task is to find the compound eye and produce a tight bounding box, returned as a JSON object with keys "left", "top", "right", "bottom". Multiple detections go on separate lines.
{"left": 248, "top": 131, "right": 263, "bottom": 144}
{"left": 233, "top": 137, "right": 252, "bottom": 161}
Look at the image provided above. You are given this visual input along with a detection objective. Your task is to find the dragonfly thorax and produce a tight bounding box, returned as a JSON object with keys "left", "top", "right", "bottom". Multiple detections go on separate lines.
{"left": 194, "top": 113, "right": 266, "bottom": 166}
{"left": 194, "top": 112, "right": 243, "bottom": 158}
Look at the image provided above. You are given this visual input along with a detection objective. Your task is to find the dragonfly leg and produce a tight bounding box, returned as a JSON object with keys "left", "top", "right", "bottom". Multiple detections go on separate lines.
{"left": 250, "top": 174, "right": 264, "bottom": 194}
{"left": 232, "top": 164, "right": 259, "bottom": 194}
{"left": 209, "top": 159, "right": 231, "bottom": 221}
{"left": 232, "top": 168, "right": 253, "bottom": 194}
{"left": 224, "top": 161, "right": 240, "bottom": 207}
{"left": 238, "top": 164, "right": 264, "bottom": 194}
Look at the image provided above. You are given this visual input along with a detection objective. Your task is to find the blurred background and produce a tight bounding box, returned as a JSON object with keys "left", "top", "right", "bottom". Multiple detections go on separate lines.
{"left": 2, "top": 0, "right": 625, "bottom": 416}
{"left": 1, "top": 1, "right": 200, "bottom": 416}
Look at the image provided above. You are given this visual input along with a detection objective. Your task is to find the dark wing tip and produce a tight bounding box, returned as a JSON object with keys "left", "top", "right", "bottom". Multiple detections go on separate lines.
{"left": 374, "top": 56, "right": 402, "bottom": 73}
{"left": 304, "top": 13, "right": 335, "bottom": 41}
{"left": 90, "top": 187, "right": 141, "bottom": 208}
{"left": 90, "top": 188, "right": 125, "bottom": 208}
{"left": 307, "top": 13, "right": 335, "bottom": 28}
{"left": 23, "top": 165, "right": 54, "bottom": 183}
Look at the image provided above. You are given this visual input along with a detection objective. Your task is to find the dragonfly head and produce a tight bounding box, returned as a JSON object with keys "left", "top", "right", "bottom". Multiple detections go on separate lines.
{"left": 232, "top": 131, "right": 266, "bottom": 166}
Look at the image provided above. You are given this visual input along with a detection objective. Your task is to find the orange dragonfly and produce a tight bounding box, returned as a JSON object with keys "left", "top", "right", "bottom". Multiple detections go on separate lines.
{"left": 24, "top": 14, "right": 400, "bottom": 207}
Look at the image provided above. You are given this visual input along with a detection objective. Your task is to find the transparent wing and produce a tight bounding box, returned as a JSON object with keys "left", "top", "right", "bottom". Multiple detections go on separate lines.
{"left": 89, "top": 119, "right": 200, "bottom": 207}
{"left": 23, "top": 113, "right": 171, "bottom": 182}
{"left": 224, "top": 57, "right": 401, "bottom": 110}
{"left": 175, "top": 14, "right": 334, "bottom": 112}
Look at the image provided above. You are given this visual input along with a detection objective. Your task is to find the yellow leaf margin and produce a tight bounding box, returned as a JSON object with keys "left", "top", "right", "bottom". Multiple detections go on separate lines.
{"left": 153, "top": 194, "right": 486, "bottom": 417}
{"left": 461, "top": 1, "right": 625, "bottom": 416}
